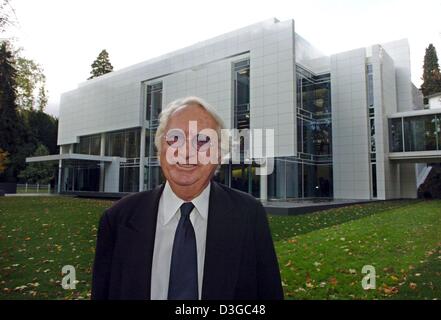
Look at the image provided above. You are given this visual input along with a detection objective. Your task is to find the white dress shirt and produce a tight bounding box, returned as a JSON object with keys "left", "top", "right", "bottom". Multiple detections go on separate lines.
{"left": 150, "top": 181, "right": 210, "bottom": 300}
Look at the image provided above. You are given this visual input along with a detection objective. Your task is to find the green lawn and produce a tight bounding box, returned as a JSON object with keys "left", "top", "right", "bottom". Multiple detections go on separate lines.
{"left": 0, "top": 196, "right": 440, "bottom": 300}
{"left": 0, "top": 196, "right": 109, "bottom": 299}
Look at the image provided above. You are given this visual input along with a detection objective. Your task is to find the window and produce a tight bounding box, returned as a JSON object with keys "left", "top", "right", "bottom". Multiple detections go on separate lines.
{"left": 146, "top": 82, "right": 163, "bottom": 124}
{"left": 389, "top": 118, "right": 403, "bottom": 152}
{"left": 233, "top": 59, "right": 250, "bottom": 130}
{"left": 404, "top": 115, "right": 438, "bottom": 151}
{"left": 296, "top": 65, "right": 332, "bottom": 161}
{"left": 105, "top": 128, "right": 141, "bottom": 158}
{"left": 366, "top": 64, "right": 377, "bottom": 198}
{"left": 75, "top": 134, "right": 101, "bottom": 155}
{"left": 367, "top": 64, "right": 374, "bottom": 107}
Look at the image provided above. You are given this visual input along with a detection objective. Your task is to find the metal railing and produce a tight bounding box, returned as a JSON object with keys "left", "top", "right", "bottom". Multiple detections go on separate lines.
{"left": 17, "top": 183, "right": 54, "bottom": 194}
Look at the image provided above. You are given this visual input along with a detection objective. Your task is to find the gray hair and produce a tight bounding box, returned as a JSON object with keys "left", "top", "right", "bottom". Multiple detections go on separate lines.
{"left": 154, "top": 96, "right": 225, "bottom": 154}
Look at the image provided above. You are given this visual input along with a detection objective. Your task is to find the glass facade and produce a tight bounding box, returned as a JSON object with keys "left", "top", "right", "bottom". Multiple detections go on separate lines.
{"left": 60, "top": 135, "right": 102, "bottom": 192}
{"left": 267, "top": 158, "right": 333, "bottom": 199}
{"left": 105, "top": 128, "right": 140, "bottom": 158}
{"left": 389, "top": 117, "right": 403, "bottom": 152}
{"left": 389, "top": 114, "right": 441, "bottom": 152}
{"left": 233, "top": 59, "right": 250, "bottom": 130}
{"left": 219, "top": 59, "right": 257, "bottom": 195}
{"left": 290, "top": 65, "right": 333, "bottom": 199}
{"left": 104, "top": 128, "right": 141, "bottom": 192}
{"left": 366, "top": 64, "right": 377, "bottom": 198}
{"left": 74, "top": 134, "right": 101, "bottom": 155}
{"left": 119, "top": 166, "right": 140, "bottom": 193}
{"left": 296, "top": 66, "right": 332, "bottom": 162}
{"left": 145, "top": 81, "right": 165, "bottom": 190}
{"left": 61, "top": 160, "right": 100, "bottom": 192}
{"left": 146, "top": 82, "right": 163, "bottom": 124}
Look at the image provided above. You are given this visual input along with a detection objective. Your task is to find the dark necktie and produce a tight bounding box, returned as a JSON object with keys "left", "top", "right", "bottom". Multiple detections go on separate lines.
{"left": 168, "top": 202, "right": 198, "bottom": 300}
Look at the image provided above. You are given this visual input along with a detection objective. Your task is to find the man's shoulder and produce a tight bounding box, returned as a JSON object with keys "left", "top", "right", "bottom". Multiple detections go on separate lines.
{"left": 212, "top": 181, "right": 262, "bottom": 208}
{"left": 103, "top": 185, "right": 162, "bottom": 222}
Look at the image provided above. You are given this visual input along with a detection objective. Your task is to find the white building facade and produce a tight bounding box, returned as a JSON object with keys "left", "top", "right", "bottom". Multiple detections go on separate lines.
{"left": 33, "top": 18, "right": 438, "bottom": 200}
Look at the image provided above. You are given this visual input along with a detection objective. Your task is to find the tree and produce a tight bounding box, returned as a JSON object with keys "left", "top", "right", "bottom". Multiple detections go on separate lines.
{"left": 88, "top": 49, "right": 113, "bottom": 80}
{"left": 18, "top": 144, "right": 56, "bottom": 184}
{"left": 0, "top": 41, "right": 30, "bottom": 182}
{"left": 37, "top": 86, "right": 48, "bottom": 112}
{"left": 0, "top": 41, "right": 20, "bottom": 156}
{"left": 22, "top": 108, "right": 58, "bottom": 154}
{"left": 0, "top": 0, "right": 16, "bottom": 33}
{"left": 421, "top": 44, "right": 441, "bottom": 97}
{"left": 14, "top": 48, "right": 48, "bottom": 111}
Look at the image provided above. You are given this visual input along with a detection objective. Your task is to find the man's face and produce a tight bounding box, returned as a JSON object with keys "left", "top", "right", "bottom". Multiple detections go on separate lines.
{"left": 160, "top": 104, "right": 219, "bottom": 195}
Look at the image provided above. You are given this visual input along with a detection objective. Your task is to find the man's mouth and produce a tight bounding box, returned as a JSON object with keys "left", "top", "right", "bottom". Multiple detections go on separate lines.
{"left": 176, "top": 163, "right": 198, "bottom": 170}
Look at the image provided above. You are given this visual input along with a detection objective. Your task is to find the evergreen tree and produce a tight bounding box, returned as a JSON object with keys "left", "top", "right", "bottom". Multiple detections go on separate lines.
{"left": 0, "top": 41, "right": 20, "bottom": 157}
{"left": 0, "top": 41, "right": 31, "bottom": 182}
{"left": 88, "top": 49, "right": 114, "bottom": 80}
{"left": 421, "top": 44, "right": 441, "bottom": 97}
{"left": 23, "top": 108, "right": 58, "bottom": 154}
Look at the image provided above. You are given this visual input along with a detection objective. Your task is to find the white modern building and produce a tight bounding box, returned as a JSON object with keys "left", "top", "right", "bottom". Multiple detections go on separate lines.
{"left": 27, "top": 18, "right": 441, "bottom": 200}
{"left": 425, "top": 92, "right": 441, "bottom": 109}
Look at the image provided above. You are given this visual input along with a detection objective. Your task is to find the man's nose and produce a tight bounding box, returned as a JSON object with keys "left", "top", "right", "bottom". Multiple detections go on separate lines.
{"left": 177, "top": 136, "right": 197, "bottom": 163}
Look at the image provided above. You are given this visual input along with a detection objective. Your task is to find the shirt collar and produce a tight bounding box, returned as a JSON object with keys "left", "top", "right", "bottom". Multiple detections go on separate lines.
{"left": 161, "top": 181, "right": 211, "bottom": 226}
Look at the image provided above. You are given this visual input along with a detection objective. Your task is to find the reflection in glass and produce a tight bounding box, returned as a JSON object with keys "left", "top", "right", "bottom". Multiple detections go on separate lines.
{"left": 146, "top": 82, "right": 162, "bottom": 123}
{"left": 404, "top": 115, "right": 437, "bottom": 151}
{"left": 233, "top": 59, "right": 250, "bottom": 130}
{"left": 388, "top": 118, "right": 403, "bottom": 152}
{"left": 105, "top": 128, "right": 141, "bottom": 158}
{"left": 267, "top": 158, "right": 333, "bottom": 199}
{"left": 75, "top": 134, "right": 101, "bottom": 155}
{"left": 389, "top": 114, "right": 441, "bottom": 152}
{"left": 119, "top": 166, "right": 139, "bottom": 192}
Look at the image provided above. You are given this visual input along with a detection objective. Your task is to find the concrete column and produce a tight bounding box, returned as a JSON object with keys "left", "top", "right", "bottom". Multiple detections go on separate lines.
{"left": 260, "top": 173, "right": 267, "bottom": 202}
{"left": 139, "top": 128, "right": 146, "bottom": 192}
{"left": 57, "top": 148, "right": 62, "bottom": 193}
{"left": 105, "top": 158, "right": 122, "bottom": 192}
{"left": 99, "top": 133, "right": 106, "bottom": 192}
{"left": 399, "top": 163, "right": 417, "bottom": 199}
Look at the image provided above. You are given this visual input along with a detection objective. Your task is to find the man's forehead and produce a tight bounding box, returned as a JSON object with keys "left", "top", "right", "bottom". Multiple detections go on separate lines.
{"left": 171, "top": 103, "right": 207, "bottom": 117}
{"left": 167, "top": 104, "right": 216, "bottom": 127}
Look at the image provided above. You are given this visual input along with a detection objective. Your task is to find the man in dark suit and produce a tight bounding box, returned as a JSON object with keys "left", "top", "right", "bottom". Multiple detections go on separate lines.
{"left": 92, "top": 97, "right": 283, "bottom": 300}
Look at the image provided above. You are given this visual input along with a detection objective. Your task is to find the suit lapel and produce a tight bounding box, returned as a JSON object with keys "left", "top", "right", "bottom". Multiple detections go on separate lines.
{"left": 201, "top": 181, "right": 244, "bottom": 300}
{"left": 117, "top": 181, "right": 244, "bottom": 300}
{"left": 121, "top": 183, "right": 164, "bottom": 300}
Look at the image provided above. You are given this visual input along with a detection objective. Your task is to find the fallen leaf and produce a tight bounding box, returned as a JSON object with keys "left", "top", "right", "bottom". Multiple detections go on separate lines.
{"left": 329, "top": 277, "right": 338, "bottom": 286}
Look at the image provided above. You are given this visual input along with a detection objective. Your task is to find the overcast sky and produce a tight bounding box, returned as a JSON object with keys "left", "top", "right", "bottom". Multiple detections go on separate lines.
{"left": 4, "top": 0, "right": 441, "bottom": 117}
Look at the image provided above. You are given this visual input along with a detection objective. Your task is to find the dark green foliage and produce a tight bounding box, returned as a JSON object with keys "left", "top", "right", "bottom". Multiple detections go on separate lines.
{"left": 0, "top": 42, "right": 58, "bottom": 182}
{"left": 18, "top": 144, "right": 56, "bottom": 184}
{"left": 0, "top": 41, "right": 28, "bottom": 182}
{"left": 417, "top": 164, "right": 441, "bottom": 199}
{"left": 22, "top": 109, "right": 58, "bottom": 155}
{"left": 88, "top": 49, "right": 113, "bottom": 80}
{"left": 421, "top": 44, "right": 441, "bottom": 97}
